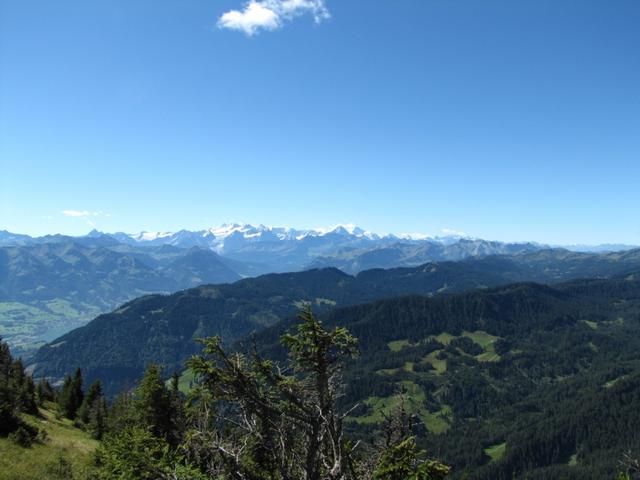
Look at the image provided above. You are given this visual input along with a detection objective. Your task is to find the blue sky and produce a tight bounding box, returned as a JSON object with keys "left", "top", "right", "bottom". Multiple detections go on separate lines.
{"left": 1, "top": 0, "right": 639, "bottom": 244}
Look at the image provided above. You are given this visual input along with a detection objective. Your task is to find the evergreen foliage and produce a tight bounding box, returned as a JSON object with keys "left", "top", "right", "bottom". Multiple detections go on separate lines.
{"left": 133, "top": 364, "right": 183, "bottom": 446}
{"left": 88, "top": 308, "right": 448, "bottom": 479}
{"left": 181, "top": 306, "right": 447, "bottom": 479}
{"left": 57, "top": 368, "right": 84, "bottom": 420}
{"left": 95, "top": 426, "right": 178, "bottom": 480}
{"left": 248, "top": 276, "right": 640, "bottom": 478}
{"left": 76, "top": 380, "right": 107, "bottom": 439}
{"left": 0, "top": 337, "right": 39, "bottom": 438}
{"left": 36, "top": 378, "right": 55, "bottom": 405}
{"left": 17, "top": 271, "right": 640, "bottom": 477}
{"left": 36, "top": 249, "right": 640, "bottom": 396}
{"left": 373, "top": 437, "right": 450, "bottom": 480}
{"left": 184, "top": 307, "right": 363, "bottom": 479}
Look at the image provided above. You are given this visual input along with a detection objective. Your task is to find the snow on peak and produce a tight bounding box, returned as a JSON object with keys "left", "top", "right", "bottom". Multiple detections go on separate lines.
{"left": 311, "top": 223, "right": 377, "bottom": 239}
{"left": 397, "top": 232, "right": 432, "bottom": 241}
{"left": 207, "top": 223, "right": 256, "bottom": 238}
{"left": 203, "top": 223, "right": 378, "bottom": 241}
{"left": 132, "top": 231, "right": 175, "bottom": 241}
{"left": 125, "top": 223, "right": 464, "bottom": 246}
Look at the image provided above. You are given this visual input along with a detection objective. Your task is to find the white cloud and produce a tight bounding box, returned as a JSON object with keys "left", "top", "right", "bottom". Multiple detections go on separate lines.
{"left": 62, "top": 210, "right": 91, "bottom": 218}
{"left": 218, "top": 0, "right": 330, "bottom": 36}
{"left": 62, "top": 210, "right": 109, "bottom": 218}
{"left": 441, "top": 228, "right": 467, "bottom": 237}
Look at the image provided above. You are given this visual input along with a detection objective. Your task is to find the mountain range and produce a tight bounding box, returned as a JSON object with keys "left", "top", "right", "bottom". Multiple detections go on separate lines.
{"left": 0, "top": 239, "right": 240, "bottom": 355}
{"left": 2, "top": 224, "right": 544, "bottom": 274}
{"left": 31, "top": 246, "right": 640, "bottom": 395}
{"left": 2, "top": 224, "right": 639, "bottom": 356}
{"left": 0, "top": 224, "right": 541, "bottom": 354}
{"left": 3, "top": 223, "right": 637, "bottom": 256}
{"left": 251, "top": 274, "right": 640, "bottom": 479}
{"left": 9, "top": 224, "right": 640, "bottom": 478}
{"left": 28, "top": 253, "right": 640, "bottom": 477}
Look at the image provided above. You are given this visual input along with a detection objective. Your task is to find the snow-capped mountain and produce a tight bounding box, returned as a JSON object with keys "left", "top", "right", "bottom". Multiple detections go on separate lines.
{"left": 114, "top": 223, "right": 385, "bottom": 252}
{"left": 99, "top": 223, "right": 546, "bottom": 273}
{"left": 4, "top": 224, "right": 635, "bottom": 276}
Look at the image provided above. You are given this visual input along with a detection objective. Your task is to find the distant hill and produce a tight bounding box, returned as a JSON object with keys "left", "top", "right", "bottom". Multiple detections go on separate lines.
{"left": 308, "top": 241, "right": 640, "bottom": 274}
{"left": 0, "top": 240, "right": 240, "bottom": 355}
{"left": 4, "top": 224, "right": 636, "bottom": 275}
{"left": 6, "top": 224, "right": 640, "bottom": 358}
{"left": 31, "top": 247, "right": 640, "bottom": 395}
{"left": 308, "top": 239, "right": 542, "bottom": 273}
{"left": 249, "top": 274, "right": 640, "bottom": 479}
{"left": 0, "top": 224, "right": 551, "bottom": 274}
{"left": 0, "top": 226, "right": 547, "bottom": 355}
{"left": 33, "top": 262, "right": 640, "bottom": 477}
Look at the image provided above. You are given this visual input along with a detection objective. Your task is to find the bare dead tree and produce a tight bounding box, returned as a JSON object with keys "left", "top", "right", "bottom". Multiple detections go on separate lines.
{"left": 184, "top": 305, "right": 360, "bottom": 480}
{"left": 620, "top": 451, "right": 640, "bottom": 480}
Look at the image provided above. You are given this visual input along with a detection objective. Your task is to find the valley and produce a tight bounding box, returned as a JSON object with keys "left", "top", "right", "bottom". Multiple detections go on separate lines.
{"left": 1, "top": 231, "right": 640, "bottom": 478}
{"left": 4, "top": 1, "right": 637, "bottom": 477}
{"left": 3, "top": 224, "right": 640, "bottom": 358}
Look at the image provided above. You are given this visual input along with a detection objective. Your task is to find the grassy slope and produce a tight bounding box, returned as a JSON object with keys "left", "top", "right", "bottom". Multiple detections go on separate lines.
{"left": 0, "top": 300, "right": 100, "bottom": 356}
{"left": 484, "top": 442, "right": 507, "bottom": 462}
{"left": 349, "top": 380, "right": 452, "bottom": 434}
{"left": 0, "top": 404, "right": 98, "bottom": 480}
{"left": 352, "top": 330, "right": 504, "bottom": 432}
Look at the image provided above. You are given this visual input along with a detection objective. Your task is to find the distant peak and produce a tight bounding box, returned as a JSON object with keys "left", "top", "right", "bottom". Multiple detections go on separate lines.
{"left": 85, "top": 229, "right": 103, "bottom": 238}
{"left": 397, "top": 232, "right": 431, "bottom": 241}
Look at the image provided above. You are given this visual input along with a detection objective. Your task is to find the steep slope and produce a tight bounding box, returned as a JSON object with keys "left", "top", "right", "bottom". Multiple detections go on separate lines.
{"left": 33, "top": 268, "right": 357, "bottom": 393}
{"left": 34, "top": 261, "right": 527, "bottom": 393}
{"left": 4, "top": 225, "right": 545, "bottom": 274}
{"left": 311, "top": 242, "right": 640, "bottom": 275}
{"left": 32, "top": 249, "right": 640, "bottom": 395}
{"left": 161, "top": 247, "right": 242, "bottom": 285}
{"left": 308, "top": 239, "right": 542, "bottom": 273}
{"left": 0, "top": 403, "right": 98, "bottom": 479}
{"left": 251, "top": 275, "right": 640, "bottom": 479}
{"left": 0, "top": 242, "right": 241, "bottom": 354}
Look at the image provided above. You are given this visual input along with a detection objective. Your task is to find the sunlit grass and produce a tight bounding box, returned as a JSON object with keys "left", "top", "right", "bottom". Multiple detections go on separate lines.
{"left": 0, "top": 404, "right": 98, "bottom": 480}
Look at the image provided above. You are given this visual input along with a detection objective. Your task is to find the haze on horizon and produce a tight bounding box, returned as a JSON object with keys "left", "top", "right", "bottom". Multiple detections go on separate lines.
{"left": 1, "top": 0, "right": 639, "bottom": 245}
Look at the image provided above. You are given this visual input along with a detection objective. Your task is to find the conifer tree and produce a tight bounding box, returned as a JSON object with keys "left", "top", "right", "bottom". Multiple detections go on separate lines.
{"left": 0, "top": 338, "right": 19, "bottom": 433}
{"left": 36, "top": 378, "right": 55, "bottom": 405}
{"left": 89, "top": 397, "right": 108, "bottom": 440}
{"left": 106, "top": 390, "right": 137, "bottom": 436}
{"left": 58, "top": 367, "right": 84, "bottom": 420}
{"left": 134, "top": 364, "right": 181, "bottom": 446}
{"left": 9, "top": 358, "right": 38, "bottom": 415}
{"left": 0, "top": 338, "right": 39, "bottom": 437}
{"left": 72, "top": 367, "right": 84, "bottom": 411}
{"left": 57, "top": 376, "right": 74, "bottom": 418}
{"left": 186, "top": 305, "right": 361, "bottom": 479}
{"left": 373, "top": 437, "right": 450, "bottom": 480}
{"left": 168, "top": 371, "right": 186, "bottom": 444}
{"left": 78, "top": 380, "right": 103, "bottom": 424}
{"left": 76, "top": 379, "right": 108, "bottom": 438}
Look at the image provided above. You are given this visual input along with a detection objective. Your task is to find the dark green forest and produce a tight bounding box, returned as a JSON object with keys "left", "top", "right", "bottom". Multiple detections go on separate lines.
{"left": 2, "top": 312, "right": 452, "bottom": 479}
{"left": 6, "top": 258, "right": 640, "bottom": 478}
{"left": 33, "top": 248, "right": 640, "bottom": 395}
{"left": 245, "top": 274, "right": 640, "bottom": 478}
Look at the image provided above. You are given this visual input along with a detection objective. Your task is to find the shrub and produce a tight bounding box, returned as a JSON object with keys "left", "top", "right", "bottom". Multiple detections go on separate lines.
{"left": 45, "top": 456, "right": 75, "bottom": 480}
{"left": 9, "top": 425, "right": 34, "bottom": 448}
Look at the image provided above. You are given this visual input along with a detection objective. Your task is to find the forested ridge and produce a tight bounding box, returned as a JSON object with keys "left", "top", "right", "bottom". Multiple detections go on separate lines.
{"left": 3, "top": 273, "right": 640, "bottom": 477}
{"left": 248, "top": 274, "right": 640, "bottom": 478}
{"left": 32, "top": 248, "right": 640, "bottom": 395}
{"left": 2, "top": 312, "right": 454, "bottom": 479}
{"left": 8, "top": 261, "right": 640, "bottom": 477}
{"left": 0, "top": 239, "right": 242, "bottom": 356}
